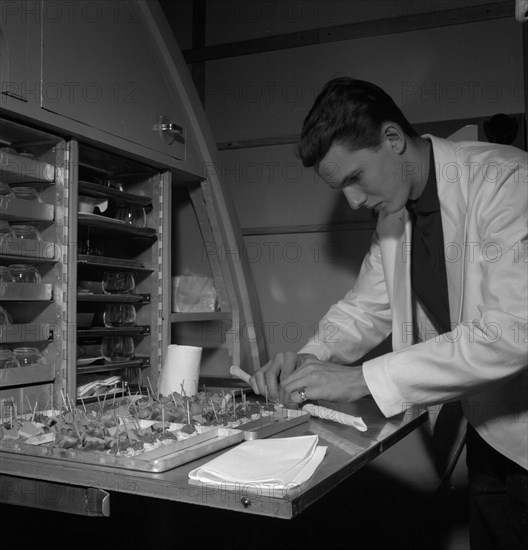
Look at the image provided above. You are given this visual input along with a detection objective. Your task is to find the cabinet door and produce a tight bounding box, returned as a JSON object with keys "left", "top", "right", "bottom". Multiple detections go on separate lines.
{"left": 0, "top": 1, "right": 41, "bottom": 109}
{"left": 41, "top": 0, "right": 185, "bottom": 160}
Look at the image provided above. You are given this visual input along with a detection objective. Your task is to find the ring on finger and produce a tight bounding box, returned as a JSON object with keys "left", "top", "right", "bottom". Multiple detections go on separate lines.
{"left": 298, "top": 388, "right": 308, "bottom": 403}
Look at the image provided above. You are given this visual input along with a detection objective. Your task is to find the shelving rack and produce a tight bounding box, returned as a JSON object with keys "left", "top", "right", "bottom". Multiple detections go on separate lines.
{"left": 66, "top": 142, "right": 169, "bottom": 402}
{"left": 0, "top": 120, "right": 67, "bottom": 412}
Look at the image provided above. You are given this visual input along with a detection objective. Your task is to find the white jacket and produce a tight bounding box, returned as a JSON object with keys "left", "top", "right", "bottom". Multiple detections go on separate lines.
{"left": 300, "top": 135, "right": 528, "bottom": 470}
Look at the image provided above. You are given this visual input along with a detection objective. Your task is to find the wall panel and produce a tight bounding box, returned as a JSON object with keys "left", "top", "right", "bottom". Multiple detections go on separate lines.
{"left": 205, "top": 18, "right": 523, "bottom": 143}
{"left": 219, "top": 144, "right": 374, "bottom": 229}
{"left": 241, "top": 230, "right": 373, "bottom": 358}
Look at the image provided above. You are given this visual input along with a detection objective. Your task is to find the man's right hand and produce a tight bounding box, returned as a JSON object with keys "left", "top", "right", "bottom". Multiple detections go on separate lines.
{"left": 250, "top": 352, "right": 317, "bottom": 402}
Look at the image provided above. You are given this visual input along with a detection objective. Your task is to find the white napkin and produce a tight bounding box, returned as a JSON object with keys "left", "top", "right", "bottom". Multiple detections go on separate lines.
{"left": 76, "top": 376, "right": 121, "bottom": 398}
{"left": 188, "top": 435, "right": 326, "bottom": 490}
{"left": 302, "top": 403, "right": 367, "bottom": 432}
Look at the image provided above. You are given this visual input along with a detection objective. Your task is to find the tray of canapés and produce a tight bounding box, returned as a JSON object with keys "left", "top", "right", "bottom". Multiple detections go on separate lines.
{"left": 0, "top": 389, "right": 310, "bottom": 472}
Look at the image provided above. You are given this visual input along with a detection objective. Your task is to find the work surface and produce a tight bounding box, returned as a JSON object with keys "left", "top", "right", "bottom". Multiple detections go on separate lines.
{"left": 0, "top": 397, "right": 427, "bottom": 519}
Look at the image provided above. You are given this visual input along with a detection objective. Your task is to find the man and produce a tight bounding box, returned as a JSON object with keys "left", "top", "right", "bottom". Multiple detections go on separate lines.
{"left": 250, "top": 78, "right": 527, "bottom": 549}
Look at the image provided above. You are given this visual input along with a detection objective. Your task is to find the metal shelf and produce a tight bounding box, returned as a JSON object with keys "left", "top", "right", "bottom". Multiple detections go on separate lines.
{"left": 77, "top": 293, "right": 148, "bottom": 304}
{"left": 77, "top": 254, "right": 147, "bottom": 270}
{"left": 0, "top": 323, "right": 55, "bottom": 344}
{"left": 77, "top": 326, "right": 150, "bottom": 338}
{"left": 0, "top": 283, "right": 53, "bottom": 301}
{"left": 0, "top": 363, "right": 56, "bottom": 388}
{"left": 77, "top": 213, "right": 157, "bottom": 239}
{"left": 0, "top": 237, "right": 58, "bottom": 262}
{"left": 79, "top": 181, "right": 152, "bottom": 207}
{"left": 0, "top": 197, "right": 54, "bottom": 222}
{"left": 76, "top": 357, "right": 147, "bottom": 375}
{"left": 0, "top": 150, "right": 55, "bottom": 185}
{"left": 76, "top": 388, "right": 126, "bottom": 405}
{"left": 171, "top": 311, "right": 231, "bottom": 323}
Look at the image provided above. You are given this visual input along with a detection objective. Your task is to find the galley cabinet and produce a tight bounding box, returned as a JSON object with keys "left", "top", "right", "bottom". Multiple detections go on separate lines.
{"left": 0, "top": 0, "right": 266, "bottom": 412}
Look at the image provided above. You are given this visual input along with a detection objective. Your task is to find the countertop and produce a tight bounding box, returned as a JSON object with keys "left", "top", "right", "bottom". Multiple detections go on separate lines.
{"left": 0, "top": 397, "right": 427, "bottom": 519}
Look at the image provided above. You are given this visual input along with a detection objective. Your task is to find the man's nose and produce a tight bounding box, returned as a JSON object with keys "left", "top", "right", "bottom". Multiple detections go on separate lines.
{"left": 343, "top": 187, "right": 367, "bottom": 210}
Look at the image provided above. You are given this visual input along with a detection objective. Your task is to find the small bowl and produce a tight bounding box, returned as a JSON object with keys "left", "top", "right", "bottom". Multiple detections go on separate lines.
{"left": 0, "top": 349, "right": 20, "bottom": 369}
{"left": 13, "top": 347, "right": 46, "bottom": 367}
{"left": 12, "top": 224, "right": 42, "bottom": 241}
{"left": 12, "top": 186, "right": 41, "bottom": 202}
{"left": 8, "top": 264, "right": 41, "bottom": 283}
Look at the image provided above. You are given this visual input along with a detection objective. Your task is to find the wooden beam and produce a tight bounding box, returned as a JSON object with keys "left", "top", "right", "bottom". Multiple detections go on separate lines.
{"left": 217, "top": 135, "right": 299, "bottom": 151}
{"left": 523, "top": 22, "right": 528, "bottom": 151}
{"left": 191, "top": 0, "right": 206, "bottom": 106}
{"left": 241, "top": 222, "right": 376, "bottom": 237}
{"left": 183, "top": 2, "right": 514, "bottom": 63}
{"left": 217, "top": 114, "right": 526, "bottom": 151}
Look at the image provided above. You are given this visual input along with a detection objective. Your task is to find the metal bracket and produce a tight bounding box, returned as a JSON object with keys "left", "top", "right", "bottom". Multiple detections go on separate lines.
{"left": 0, "top": 475, "right": 110, "bottom": 517}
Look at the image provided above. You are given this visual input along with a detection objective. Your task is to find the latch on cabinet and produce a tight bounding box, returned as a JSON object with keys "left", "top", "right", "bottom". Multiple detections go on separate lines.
{"left": 157, "top": 115, "right": 185, "bottom": 145}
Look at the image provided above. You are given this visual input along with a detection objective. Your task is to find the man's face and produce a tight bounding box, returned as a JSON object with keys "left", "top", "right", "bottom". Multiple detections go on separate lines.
{"left": 316, "top": 139, "right": 412, "bottom": 215}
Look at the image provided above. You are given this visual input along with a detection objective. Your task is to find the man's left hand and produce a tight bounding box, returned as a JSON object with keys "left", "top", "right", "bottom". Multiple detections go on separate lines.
{"left": 279, "top": 357, "right": 370, "bottom": 407}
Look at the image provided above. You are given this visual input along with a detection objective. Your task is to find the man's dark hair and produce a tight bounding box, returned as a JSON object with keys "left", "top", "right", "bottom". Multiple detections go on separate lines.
{"left": 298, "top": 77, "right": 418, "bottom": 167}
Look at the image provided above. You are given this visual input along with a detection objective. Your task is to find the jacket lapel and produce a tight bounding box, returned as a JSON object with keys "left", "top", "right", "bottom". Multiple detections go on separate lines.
{"left": 378, "top": 209, "right": 413, "bottom": 350}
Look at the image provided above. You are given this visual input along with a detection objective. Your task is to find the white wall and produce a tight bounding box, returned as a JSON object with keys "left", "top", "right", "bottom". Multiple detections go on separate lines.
{"left": 204, "top": 14, "right": 523, "bottom": 359}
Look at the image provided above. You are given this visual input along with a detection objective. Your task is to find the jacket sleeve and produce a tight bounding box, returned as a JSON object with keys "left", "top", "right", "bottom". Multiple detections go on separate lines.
{"left": 299, "top": 231, "right": 393, "bottom": 364}
{"left": 363, "top": 153, "right": 528, "bottom": 417}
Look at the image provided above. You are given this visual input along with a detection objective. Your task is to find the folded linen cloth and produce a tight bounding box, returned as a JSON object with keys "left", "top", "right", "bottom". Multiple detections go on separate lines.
{"left": 188, "top": 435, "right": 326, "bottom": 489}
{"left": 302, "top": 403, "right": 367, "bottom": 432}
{"left": 76, "top": 376, "right": 121, "bottom": 398}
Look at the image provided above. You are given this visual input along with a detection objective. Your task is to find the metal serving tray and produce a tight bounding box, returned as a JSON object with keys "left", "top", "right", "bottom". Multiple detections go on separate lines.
{"left": 236, "top": 408, "right": 311, "bottom": 440}
{"left": 0, "top": 427, "right": 244, "bottom": 473}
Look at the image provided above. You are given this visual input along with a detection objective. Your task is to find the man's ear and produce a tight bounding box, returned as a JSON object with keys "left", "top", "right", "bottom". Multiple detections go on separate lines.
{"left": 381, "top": 123, "right": 406, "bottom": 154}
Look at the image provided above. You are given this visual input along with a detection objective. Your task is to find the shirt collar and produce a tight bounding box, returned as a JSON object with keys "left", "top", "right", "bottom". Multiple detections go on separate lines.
{"left": 405, "top": 143, "right": 439, "bottom": 214}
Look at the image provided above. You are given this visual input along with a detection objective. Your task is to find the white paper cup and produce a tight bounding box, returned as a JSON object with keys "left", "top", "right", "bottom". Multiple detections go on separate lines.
{"left": 158, "top": 344, "right": 202, "bottom": 397}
